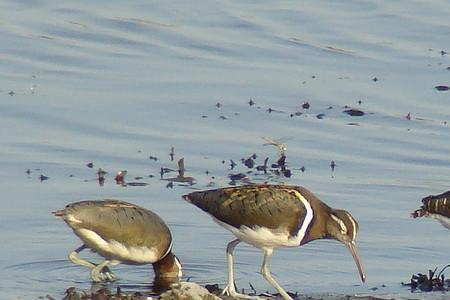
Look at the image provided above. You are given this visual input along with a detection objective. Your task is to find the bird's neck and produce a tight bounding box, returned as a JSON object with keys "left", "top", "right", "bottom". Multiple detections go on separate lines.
{"left": 152, "top": 251, "right": 182, "bottom": 278}
{"left": 301, "top": 201, "right": 332, "bottom": 244}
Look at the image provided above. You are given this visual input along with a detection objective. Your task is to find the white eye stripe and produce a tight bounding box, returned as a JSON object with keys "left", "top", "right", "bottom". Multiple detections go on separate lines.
{"left": 331, "top": 214, "right": 347, "bottom": 234}
{"left": 344, "top": 211, "right": 357, "bottom": 241}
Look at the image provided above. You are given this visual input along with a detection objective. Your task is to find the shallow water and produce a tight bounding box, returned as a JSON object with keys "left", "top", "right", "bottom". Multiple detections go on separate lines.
{"left": 1, "top": 0, "right": 450, "bottom": 299}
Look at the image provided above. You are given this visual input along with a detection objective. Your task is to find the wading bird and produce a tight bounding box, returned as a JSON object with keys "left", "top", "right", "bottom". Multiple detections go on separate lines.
{"left": 53, "top": 199, "right": 182, "bottom": 286}
{"left": 183, "top": 184, "right": 365, "bottom": 300}
{"left": 412, "top": 190, "right": 450, "bottom": 230}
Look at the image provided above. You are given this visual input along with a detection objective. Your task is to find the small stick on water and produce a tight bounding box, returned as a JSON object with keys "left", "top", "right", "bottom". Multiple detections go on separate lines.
{"left": 262, "top": 137, "right": 287, "bottom": 156}
{"left": 249, "top": 282, "right": 257, "bottom": 295}
{"left": 437, "top": 264, "right": 450, "bottom": 278}
{"left": 170, "top": 147, "right": 175, "bottom": 161}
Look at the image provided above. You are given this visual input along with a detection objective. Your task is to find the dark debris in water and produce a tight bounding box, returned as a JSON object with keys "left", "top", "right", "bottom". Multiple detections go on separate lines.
{"left": 242, "top": 156, "right": 255, "bottom": 168}
{"left": 435, "top": 85, "right": 450, "bottom": 91}
{"left": 316, "top": 113, "right": 325, "bottom": 119}
{"left": 343, "top": 108, "right": 365, "bottom": 116}
{"left": 114, "top": 170, "right": 127, "bottom": 185}
{"left": 330, "top": 160, "right": 336, "bottom": 172}
{"left": 163, "top": 158, "right": 195, "bottom": 185}
{"left": 126, "top": 182, "right": 148, "bottom": 187}
{"left": 148, "top": 155, "right": 158, "bottom": 161}
{"left": 228, "top": 173, "right": 248, "bottom": 181}
{"left": 266, "top": 107, "right": 284, "bottom": 114}
{"left": 169, "top": 147, "right": 175, "bottom": 161}
{"left": 24, "top": 103, "right": 350, "bottom": 189}
{"left": 40, "top": 174, "right": 50, "bottom": 182}
{"left": 290, "top": 111, "right": 302, "bottom": 118}
{"left": 256, "top": 157, "right": 269, "bottom": 173}
{"left": 403, "top": 264, "right": 450, "bottom": 292}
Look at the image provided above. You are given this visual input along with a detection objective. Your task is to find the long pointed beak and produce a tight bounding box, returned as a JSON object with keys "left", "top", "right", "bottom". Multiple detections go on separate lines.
{"left": 346, "top": 241, "right": 366, "bottom": 283}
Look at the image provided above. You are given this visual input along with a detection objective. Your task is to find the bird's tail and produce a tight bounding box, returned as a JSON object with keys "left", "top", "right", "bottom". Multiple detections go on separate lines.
{"left": 182, "top": 194, "right": 192, "bottom": 203}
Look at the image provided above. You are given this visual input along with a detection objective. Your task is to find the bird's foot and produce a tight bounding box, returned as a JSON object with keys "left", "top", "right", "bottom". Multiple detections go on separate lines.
{"left": 221, "top": 284, "right": 264, "bottom": 299}
{"left": 91, "top": 266, "right": 117, "bottom": 282}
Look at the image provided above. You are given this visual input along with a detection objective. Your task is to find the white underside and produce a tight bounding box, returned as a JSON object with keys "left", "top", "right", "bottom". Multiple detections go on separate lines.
{"left": 428, "top": 214, "right": 450, "bottom": 230}
{"left": 75, "top": 228, "right": 160, "bottom": 264}
{"left": 214, "top": 218, "right": 302, "bottom": 249}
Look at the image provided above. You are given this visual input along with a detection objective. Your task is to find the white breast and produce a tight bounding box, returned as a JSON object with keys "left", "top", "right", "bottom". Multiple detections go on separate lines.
{"left": 214, "top": 219, "right": 301, "bottom": 249}
{"left": 75, "top": 228, "right": 161, "bottom": 264}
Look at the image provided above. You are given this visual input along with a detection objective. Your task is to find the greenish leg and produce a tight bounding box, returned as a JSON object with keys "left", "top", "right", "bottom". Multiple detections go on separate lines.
{"left": 221, "top": 239, "right": 263, "bottom": 300}
{"left": 68, "top": 245, "right": 96, "bottom": 268}
{"left": 68, "top": 244, "right": 116, "bottom": 282}
{"left": 260, "top": 248, "right": 293, "bottom": 300}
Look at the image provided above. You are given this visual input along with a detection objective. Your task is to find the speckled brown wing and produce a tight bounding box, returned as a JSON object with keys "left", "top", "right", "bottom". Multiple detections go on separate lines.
{"left": 184, "top": 185, "right": 314, "bottom": 237}
{"left": 56, "top": 200, "right": 172, "bottom": 254}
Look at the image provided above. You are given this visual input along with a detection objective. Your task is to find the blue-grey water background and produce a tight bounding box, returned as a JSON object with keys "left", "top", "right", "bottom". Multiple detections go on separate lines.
{"left": 1, "top": 0, "right": 450, "bottom": 299}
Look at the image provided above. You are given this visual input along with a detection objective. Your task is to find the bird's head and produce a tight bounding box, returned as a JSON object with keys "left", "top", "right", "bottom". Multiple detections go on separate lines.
{"left": 327, "top": 209, "right": 366, "bottom": 283}
{"left": 152, "top": 251, "right": 182, "bottom": 280}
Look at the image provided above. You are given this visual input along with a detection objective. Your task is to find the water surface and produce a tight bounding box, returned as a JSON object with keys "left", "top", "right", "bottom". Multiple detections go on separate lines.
{"left": 1, "top": 1, "right": 450, "bottom": 299}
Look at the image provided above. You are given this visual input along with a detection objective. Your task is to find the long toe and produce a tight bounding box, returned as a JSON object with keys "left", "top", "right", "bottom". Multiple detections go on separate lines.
{"left": 100, "top": 266, "right": 116, "bottom": 281}
{"left": 103, "top": 270, "right": 117, "bottom": 281}
{"left": 222, "top": 286, "right": 264, "bottom": 300}
{"left": 90, "top": 269, "right": 105, "bottom": 282}
{"left": 230, "top": 291, "right": 264, "bottom": 300}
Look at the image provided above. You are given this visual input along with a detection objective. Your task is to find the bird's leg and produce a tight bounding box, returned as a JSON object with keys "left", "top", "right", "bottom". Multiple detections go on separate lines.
{"left": 69, "top": 245, "right": 116, "bottom": 282}
{"left": 68, "top": 245, "right": 97, "bottom": 269}
{"left": 91, "top": 260, "right": 116, "bottom": 282}
{"left": 222, "top": 239, "right": 262, "bottom": 300}
{"left": 221, "top": 239, "right": 240, "bottom": 296}
{"left": 260, "top": 248, "right": 293, "bottom": 300}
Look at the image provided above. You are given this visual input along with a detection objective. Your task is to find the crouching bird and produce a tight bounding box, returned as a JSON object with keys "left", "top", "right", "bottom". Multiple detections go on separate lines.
{"left": 53, "top": 199, "right": 182, "bottom": 287}
{"left": 183, "top": 185, "right": 365, "bottom": 300}
{"left": 412, "top": 190, "right": 450, "bottom": 230}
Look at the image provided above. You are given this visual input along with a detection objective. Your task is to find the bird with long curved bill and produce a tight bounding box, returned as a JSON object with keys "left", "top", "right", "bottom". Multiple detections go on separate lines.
{"left": 183, "top": 184, "right": 365, "bottom": 300}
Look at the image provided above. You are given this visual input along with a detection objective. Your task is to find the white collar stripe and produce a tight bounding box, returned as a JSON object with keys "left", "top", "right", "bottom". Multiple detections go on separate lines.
{"left": 331, "top": 214, "right": 347, "bottom": 234}
{"left": 345, "top": 211, "right": 357, "bottom": 241}
{"left": 161, "top": 240, "right": 173, "bottom": 260}
{"left": 292, "top": 190, "right": 314, "bottom": 244}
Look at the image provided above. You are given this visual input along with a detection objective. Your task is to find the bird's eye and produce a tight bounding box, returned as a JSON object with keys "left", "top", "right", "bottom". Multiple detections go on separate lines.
{"left": 331, "top": 214, "right": 348, "bottom": 234}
